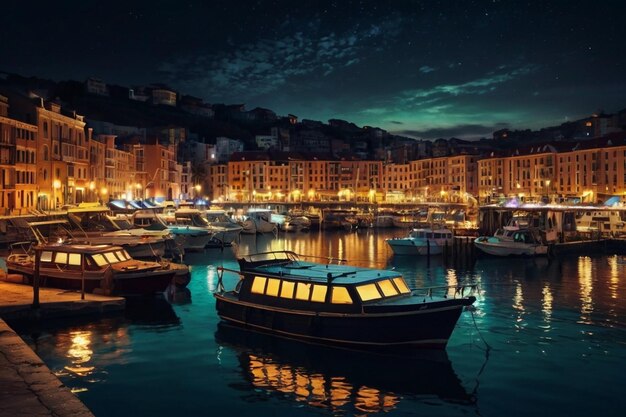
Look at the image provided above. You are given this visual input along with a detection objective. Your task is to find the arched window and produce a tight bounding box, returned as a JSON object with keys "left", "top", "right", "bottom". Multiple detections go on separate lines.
{"left": 43, "top": 145, "right": 49, "bottom": 161}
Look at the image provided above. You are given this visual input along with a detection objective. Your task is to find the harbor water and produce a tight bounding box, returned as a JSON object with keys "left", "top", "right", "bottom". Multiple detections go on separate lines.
{"left": 10, "top": 229, "right": 626, "bottom": 417}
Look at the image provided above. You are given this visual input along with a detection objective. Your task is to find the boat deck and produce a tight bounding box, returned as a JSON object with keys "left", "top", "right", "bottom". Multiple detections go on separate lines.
{"left": 243, "top": 260, "right": 401, "bottom": 284}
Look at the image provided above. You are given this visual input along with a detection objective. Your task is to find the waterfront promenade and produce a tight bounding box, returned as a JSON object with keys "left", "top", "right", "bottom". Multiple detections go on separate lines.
{"left": 0, "top": 275, "right": 125, "bottom": 417}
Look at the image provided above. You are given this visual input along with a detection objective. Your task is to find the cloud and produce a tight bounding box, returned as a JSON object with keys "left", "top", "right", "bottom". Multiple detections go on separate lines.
{"left": 157, "top": 18, "right": 404, "bottom": 101}
{"left": 395, "top": 122, "right": 511, "bottom": 140}
{"left": 401, "top": 64, "right": 539, "bottom": 107}
{"left": 419, "top": 65, "right": 436, "bottom": 73}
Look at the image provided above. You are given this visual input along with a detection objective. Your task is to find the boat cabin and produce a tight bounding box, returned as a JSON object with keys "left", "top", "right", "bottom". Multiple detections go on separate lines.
{"left": 234, "top": 251, "right": 412, "bottom": 313}
{"left": 37, "top": 244, "right": 139, "bottom": 272}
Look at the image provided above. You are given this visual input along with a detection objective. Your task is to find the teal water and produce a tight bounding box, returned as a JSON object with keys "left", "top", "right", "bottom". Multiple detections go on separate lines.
{"left": 12, "top": 229, "right": 626, "bottom": 416}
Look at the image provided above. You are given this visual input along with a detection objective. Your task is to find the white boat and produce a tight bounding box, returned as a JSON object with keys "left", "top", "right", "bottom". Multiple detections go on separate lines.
{"left": 131, "top": 210, "right": 214, "bottom": 252}
{"left": 474, "top": 226, "right": 549, "bottom": 256}
{"left": 202, "top": 209, "right": 243, "bottom": 245}
{"left": 386, "top": 227, "right": 454, "bottom": 256}
{"left": 281, "top": 215, "right": 311, "bottom": 232}
{"left": 245, "top": 208, "right": 278, "bottom": 234}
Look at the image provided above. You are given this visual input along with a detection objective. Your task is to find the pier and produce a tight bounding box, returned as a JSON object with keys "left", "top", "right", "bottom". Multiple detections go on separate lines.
{"left": 0, "top": 272, "right": 125, "bottom": 417}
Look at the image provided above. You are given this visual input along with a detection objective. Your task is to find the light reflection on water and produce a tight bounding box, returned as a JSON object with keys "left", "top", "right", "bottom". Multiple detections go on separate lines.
{"left": 12, "top": 228, "right": 626, "bottom": 417}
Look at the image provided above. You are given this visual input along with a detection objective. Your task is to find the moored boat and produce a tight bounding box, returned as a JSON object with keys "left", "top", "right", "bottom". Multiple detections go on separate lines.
{"left": 386, "top": 227, "right": 454, "bottom": 256}
{"left": 474, "top": 226, "right": 549, "bottom": 256}
{"left": 214, "top": 250, "right": 476, "bottom": 349}
{"left": 5, "top": 243, "right": 177, "bottom": 295}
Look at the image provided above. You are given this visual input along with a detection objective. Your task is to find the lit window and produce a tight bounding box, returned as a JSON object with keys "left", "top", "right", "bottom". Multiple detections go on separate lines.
{"left": 266, "top": 278, "right": 280, "bottom": 296}
{"left": 331, "top": 286, "right": 353, "bottom": 304}
{"left": 310, "top": 285, "right": 327, "bottom": 303}
{"left": 91, "top": 254, "right": 107, "bottom": 267}
{"left": 54, "top": 252, "right": 68, "bottom": 264}
{"left": 40, "top": 251, "right": 53, "bottom": 262}
{"left": 68, "top": 253, "right": 81, "bottom": 266}
{"left": 116, "top": 251, "right": 130, "bottom": 261}
{"left": 393, "top": 277, "right": 411, "bottom": 294}
{"left": 356, "top": 283, "right": 382, "bottom": 301}
{"left": 378, "top": 280, "right": 399, "bottom": 297}
{"left": 103, "top": 252, "right": 119, "bottom": 263}
{"left": 251, "top": 276, "right": 267, "bottom": 294}
{"left": 295, "top": 282, "right": 311, "bottom": 300}
{"left": 280, "top": 281, "right": 295, "bottom": 298}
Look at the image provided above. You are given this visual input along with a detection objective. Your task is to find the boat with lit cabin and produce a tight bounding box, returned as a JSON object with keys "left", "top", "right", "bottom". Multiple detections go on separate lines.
{"left": 214, "top": 250, "right": 476, "bottom": 349}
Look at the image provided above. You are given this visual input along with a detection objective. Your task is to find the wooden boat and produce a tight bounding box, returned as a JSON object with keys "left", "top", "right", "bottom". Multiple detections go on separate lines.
{"left": 474, "top": 226, "right": 549, "bottom": 256}
{"left": 5, "top": 243, "right": 177, "bottom": 295}
{"left": 386, "top": 227, "right": 454, "bottom": 256}
{"left": 214, "top": 250, "right": 476, "bottom": 349}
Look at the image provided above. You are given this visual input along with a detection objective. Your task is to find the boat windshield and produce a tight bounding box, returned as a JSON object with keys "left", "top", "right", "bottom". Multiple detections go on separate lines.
{"left": 90, "top": 250, "right": 132, "bottom": 267}
{"left": 355, "top": 277, "right": 411, "bottom": 302}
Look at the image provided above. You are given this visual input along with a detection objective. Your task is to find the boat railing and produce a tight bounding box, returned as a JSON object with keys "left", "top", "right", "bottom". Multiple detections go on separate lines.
{"left": 411, "top": 283, "right": 479, "bottom": 300}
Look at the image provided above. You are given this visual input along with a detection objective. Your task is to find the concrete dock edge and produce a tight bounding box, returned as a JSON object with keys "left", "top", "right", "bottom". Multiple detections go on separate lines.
{"left": 0, "top": 319, "right": 94, "bottom": 417}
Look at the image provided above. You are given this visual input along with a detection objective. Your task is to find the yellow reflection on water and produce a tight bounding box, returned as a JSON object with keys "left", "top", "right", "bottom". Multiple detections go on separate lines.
{"left": 577, "top": 257, "right": 594, "bottom": 322}
{"left": 65, "top": 331, "right": 95, "bottom": 376}
{"left": 513, "top": 283, "right": 524, "bottom": 312}
{"left": 244, "top": 353, "right": 400, "bottom": 414}
{"left": 541, "top": 283, "right": 553, "bottom": 326}
{"left": 607, "top": 256, "right": 621, "bottom": 300}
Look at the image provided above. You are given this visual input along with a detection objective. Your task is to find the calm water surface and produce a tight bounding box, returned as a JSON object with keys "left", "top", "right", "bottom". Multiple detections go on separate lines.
{"left": 13, "top": 229, "right": 626, "bottom": 417}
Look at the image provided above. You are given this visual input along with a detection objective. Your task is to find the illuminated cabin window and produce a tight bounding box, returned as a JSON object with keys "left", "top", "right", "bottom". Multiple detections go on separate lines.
{"left": 251, "top": 276, "right": 267, "bottom": 294}
{"left": 54, "top": 252, "right": 68, "bottom": 264}
{"left": 68, "top": 253, "right": 81, "bottom": 266}
{"left": 116, "top": 250, "right": 130, "bottom": 261}
{"left": 378, "top": 279, "right": 399, "bottom": 297}
{"left": 295, "top": 282, "right": 312, "bottom": 300}
{"left": 41, "top": 251, "right": 53, "bottom": 262}
{"left": 266, "top": 278, "right": 281, "bottom": 296}
{"left": 280, "top": 281, "right": 295, "bottom": 298}
{"left": 103, "top": 252, "right": 119, "bottom": 263}
{"left": 91, "top": 254, "right": 107, "bottom": 267}
{"left": 356, "top": 283, "right": 383, "bottom": 301}
{"left": 393, "top": 277, "right": 411, "bottom": 294}
{"left": 310, "top": 284, "right": 327, "bottom": 303}
{"left": 331, "top": 286, "right": 353, "bottom": 304}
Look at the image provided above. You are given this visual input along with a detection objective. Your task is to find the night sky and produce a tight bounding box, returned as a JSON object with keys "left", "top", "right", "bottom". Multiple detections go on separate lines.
{"left": 2, "top": 0, "right": 625, "bottom": 139}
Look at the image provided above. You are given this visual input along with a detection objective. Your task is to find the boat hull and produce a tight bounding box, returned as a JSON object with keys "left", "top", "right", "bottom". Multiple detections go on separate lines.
{"left": 6, "top": 265, "right": 176, "bottom": 296}
{"left": 474, "top": 237, "right": 549, "bottom": 256}
{"left": 215, "top": 294, "right": 471, "bottom": 349}
{"left": 386, "top": 239, "right": 446, "bottom": 255}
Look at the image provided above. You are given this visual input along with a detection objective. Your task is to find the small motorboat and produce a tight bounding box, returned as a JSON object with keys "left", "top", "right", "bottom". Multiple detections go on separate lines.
{"left": 5, "top": 242, "right": 178, "bottom": 296}
{"left": 214, "top": 250, "right": 476, "bottom": 349}
{"left": 386, "top": 227, "right": 454, "bottom": 256}
{"left": 474, "top": 226, "right": 549, "bottom": 256}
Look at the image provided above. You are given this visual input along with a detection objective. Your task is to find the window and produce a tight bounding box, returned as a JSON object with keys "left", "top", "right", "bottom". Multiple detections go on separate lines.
{"left": 41, "top": 251, "right": 53, "bottom": 262}
{"left": 295, "top": 282, "right": 312, "bottom": 300}
{"left": 378, "top": 280, "right": 399, "bottom": 297}
{"left": 331, "top": 286, "right": 353, "bottom": 304}
{"left": 280, "top": 281, "right": 295, "bottom": 298}
{"left": 54, "top": 252, "right": 68, "bottom": 264}
{"left": 393, "top": 278, "right": 411, "bottom": 294}
{"left": 68, "top": 253, "right": 81, "bottom": 266}
{"left": 251, "top": 276, "right": 267, "bottom": 294}
{"left": 103, "top": 252, "right": 120, "bottom": 263}
{"left": 311, "top": 284, "right": 327, "bottom": 302}
{"left": 356, "top": 283, "right": 382, "bottom": 301}
{"left": 91, "top": 254, "right": 107, "bottom": 267}
{"left": 266, "top": 278, "right": 280, "bottom": 296}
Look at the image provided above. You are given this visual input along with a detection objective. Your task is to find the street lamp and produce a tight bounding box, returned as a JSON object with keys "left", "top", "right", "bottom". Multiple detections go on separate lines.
{"left": 194, "top": 184, "right": 202, "bottom": 200}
